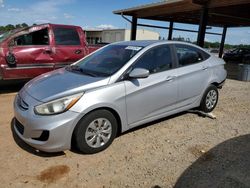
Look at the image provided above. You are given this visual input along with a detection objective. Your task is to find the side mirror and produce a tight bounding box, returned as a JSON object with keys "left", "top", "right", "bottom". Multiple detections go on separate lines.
{"left": 9, "top": 40, "right": 15, "bottom": 47}
{"left": 129, "top": 68, "right": 149, "bottom": 79}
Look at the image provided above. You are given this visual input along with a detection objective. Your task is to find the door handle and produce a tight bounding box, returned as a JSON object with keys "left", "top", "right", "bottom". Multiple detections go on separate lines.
{"left": 165, "top": 76, "right": 176, "bottom": 81}
{"left": 202, "top": 66, "right": 208, "bottom": 70}
{"left": 75, "top": 49, "right": 82, "bottom": 54}
{"left": 43, "top": 48, "right": 52, "bottom": 54}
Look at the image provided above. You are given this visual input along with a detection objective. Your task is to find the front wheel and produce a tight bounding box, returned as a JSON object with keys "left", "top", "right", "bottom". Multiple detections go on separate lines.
{"left": 199, "top": 85, "right": 219, "bottom": 113}
{"left": 72, "top": 109, "right": 117, "bottom": 154}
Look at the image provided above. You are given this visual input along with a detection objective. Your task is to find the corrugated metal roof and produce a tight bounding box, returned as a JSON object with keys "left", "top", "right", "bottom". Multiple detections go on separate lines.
{"left": 113, "top": 0, "right": 250, "bottom": 27}
{"left": 113, "top": 0, "right": 183, "bottom": 14}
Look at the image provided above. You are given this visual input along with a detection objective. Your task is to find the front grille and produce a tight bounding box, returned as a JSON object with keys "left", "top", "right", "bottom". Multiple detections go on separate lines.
{"left": 15, "top": 119, "right": 24, "bottom": 135}
{"left": 32, "top": 131, "right": 49, "bottom": 141}
{"left": 17, "top": 95, "right": 29, "bottom": 111}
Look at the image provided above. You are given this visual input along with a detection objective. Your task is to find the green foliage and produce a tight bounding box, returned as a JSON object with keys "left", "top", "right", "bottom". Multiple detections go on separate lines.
{"left": 172, "top": 36, "right": 250, "bottom": 50}
{"left": 0, "top": 23, "right": 30, "bottom": 33}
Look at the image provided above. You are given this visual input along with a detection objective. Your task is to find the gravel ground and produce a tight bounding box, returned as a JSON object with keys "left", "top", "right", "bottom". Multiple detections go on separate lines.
{"left": 0, "top": 79, "right": 250, "bottom": 188}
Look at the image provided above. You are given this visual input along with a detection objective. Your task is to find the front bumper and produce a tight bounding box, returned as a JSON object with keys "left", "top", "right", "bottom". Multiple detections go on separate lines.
{"left": 13, "top": 90, "right": 82, "bottom": 152}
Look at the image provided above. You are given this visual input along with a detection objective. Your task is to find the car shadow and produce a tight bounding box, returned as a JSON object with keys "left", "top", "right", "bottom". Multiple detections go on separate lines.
{"left": 69, "top": 111, "right": 189, "bottom": 155}
{"left": 10, "top": 118, "right": 65, "bottom": 157}
{"left": 174, "top": 134, "right": 250, "bottom": 188}
{"left": 0, "top": 81, "right": 26, "bottom": 94}
{"left": 119, "top": 111, "right": 196, "bottom": 137}
{"left": 10, "top": 110, "right": 213, "bottom": 156}
{"left": 71, "top": 111, "right": 202, "bottom": 155}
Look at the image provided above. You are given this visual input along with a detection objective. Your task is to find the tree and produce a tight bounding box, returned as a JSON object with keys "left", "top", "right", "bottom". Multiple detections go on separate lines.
{"left": 0, "top": 23, "right": 29, "bottom": 33}
{"left": 21, "top": 23, "right": 28, "bottom": 28}
{"left": 15, "top": 24, "right": 22, "bottom": 28}
{"left": 5, "top": 24, "right": 15, "bottom": 31}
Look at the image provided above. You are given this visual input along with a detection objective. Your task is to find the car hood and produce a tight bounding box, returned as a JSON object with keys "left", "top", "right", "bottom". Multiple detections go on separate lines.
{"left": 24, "top": 68, "right": 110, "bottom": 102}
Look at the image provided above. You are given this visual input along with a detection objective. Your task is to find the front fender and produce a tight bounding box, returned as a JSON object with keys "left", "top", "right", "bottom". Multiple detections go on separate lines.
{"left": 70, "top": 82, "right": 128, "bottom": 132}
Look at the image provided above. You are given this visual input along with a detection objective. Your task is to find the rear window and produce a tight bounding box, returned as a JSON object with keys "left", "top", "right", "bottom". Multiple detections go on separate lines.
{"left": 176, "top": 44, "right": 210, "bottom": 66}
{"left": 53, "top": 27, "right": 80, "bottom": 45}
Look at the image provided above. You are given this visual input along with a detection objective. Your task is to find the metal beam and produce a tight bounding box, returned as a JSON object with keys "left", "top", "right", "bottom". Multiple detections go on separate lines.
{"left": 197, "top": 5, "right": 208, "bottom": 47}
{"left": 168, "top": 21, "right": 174, "bottom": 40}
{"left": 121, "top": 14, "right": 132, "bottom": 23}
{"left": 137, "top": 23, "right": 169, "bottom": 29}
{"left": 219, "top": 26, "right": 227, "bottom": 58}
{"left": 206, "top": 31, "right": 222, "bottom": 36}
{"left": 131, "top": 16, "right": 137, "bottom": 40}
{"left": 210, "top": 13, "right": 250, "bottom": 23}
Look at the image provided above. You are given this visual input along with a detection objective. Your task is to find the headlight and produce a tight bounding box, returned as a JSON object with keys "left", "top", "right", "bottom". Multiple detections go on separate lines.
{"left": 34, "top": 93, "right": 83, "bottom": 115}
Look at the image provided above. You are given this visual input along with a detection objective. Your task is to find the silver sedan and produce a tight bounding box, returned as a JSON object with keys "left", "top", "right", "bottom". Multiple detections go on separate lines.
{"left": 13, "top": 40, "right": 227, "bottom": 154}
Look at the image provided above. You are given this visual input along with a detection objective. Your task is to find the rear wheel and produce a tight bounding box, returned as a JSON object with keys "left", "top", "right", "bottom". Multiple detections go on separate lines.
{"left": 199, "top": 85, "right": 218, "bottom": 113}
{"left": 72, "top": 109, "right": 117, "bottom": 154}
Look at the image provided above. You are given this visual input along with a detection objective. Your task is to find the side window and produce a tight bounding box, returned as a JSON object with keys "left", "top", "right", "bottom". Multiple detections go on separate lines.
{"left": 53, "top": 27, "right": 80, "bottom": 45}
{"left": 14, "top": 28, "right": 49, "bottom": 46}
{"left": 176, "top": 45, "right": 206, "bottom": 66}
{"left": 133, "top": 45, "right": 173, "bottom": 74}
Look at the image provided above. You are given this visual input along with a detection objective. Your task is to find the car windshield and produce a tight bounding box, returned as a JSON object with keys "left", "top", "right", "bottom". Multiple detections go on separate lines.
{"left": 67, "top": 44, "right": 143, "bottom": 77}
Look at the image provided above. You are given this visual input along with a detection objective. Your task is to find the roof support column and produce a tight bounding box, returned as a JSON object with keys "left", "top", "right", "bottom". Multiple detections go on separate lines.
{"left": 219, "top": 26, "right": 227, "bottom": 58}
{"left": 168, "top": 21, "right": 174, "bottom": 40}
{"left": 197, "top": 5, "right": 208, "bottom": 47}
{"left": 130, "top": 16, "right": 137, "bottom": 40}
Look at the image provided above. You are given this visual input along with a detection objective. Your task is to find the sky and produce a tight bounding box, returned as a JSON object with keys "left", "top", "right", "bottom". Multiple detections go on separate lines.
{"left": 0, "top": 0, "right": 249, "bottom": 45}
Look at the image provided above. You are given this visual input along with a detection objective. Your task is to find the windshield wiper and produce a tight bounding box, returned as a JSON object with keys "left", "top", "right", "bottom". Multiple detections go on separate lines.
{"left": 68, "top": 65, "right": 97, "bottom": 77}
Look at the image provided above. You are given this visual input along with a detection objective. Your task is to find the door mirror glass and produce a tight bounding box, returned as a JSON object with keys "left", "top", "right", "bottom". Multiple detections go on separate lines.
{"left": 129, "top": 68, "right": 149, "bottom": 79}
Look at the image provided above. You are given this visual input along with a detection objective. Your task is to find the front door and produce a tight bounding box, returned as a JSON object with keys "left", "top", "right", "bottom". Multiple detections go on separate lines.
{"left": 6, "top": 25, "right": 54, "bottom": 79}
{"left": 125, "top": 44, "right": 178, "bottom": 126}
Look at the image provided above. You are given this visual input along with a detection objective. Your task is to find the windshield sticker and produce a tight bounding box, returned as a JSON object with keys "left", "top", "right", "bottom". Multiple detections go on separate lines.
{"left": 125, "top": 46, "right": 142, "bottom": 51}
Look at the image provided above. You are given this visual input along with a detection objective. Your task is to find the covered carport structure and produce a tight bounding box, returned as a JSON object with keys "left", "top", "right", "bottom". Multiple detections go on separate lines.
{"left": 113, "top": 0, "right": 250, "bottom": 58}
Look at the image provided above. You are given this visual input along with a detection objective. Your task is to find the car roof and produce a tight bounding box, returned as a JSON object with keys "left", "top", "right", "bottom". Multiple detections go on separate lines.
{"left": 113, "top": 40, "right": 202, "bottom": 49}
{"left": 114, "top": 40, "right": 162, "bottom": 47}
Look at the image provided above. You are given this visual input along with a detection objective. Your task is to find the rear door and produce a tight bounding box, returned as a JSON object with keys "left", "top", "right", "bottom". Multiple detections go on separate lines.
{"left": 51, "top": 26, "right": 87, "bottom": 68}
{"left": 125, "top": 44, "right": 178, "bottom": 126}
{"left": 174, "top": 44, "right": 210, "bottom": 107}
{"left": 6, "top": 25, "right": 54, "bottom": 79}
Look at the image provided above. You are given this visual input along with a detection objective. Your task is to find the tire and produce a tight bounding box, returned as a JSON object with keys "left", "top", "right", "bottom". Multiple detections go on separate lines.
{"left": 6, "top": 52, "right": 16, "bottom": 67}
{"left": 199, "top": 85, "right": 219, "bottom": 113}
{"left": 72, "top": 109, "right": 118, "bottom": 154}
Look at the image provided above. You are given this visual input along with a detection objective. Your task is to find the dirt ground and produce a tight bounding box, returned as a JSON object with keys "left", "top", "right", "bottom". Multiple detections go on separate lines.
{"left": 0, "top": 79, "right": 250, "bottom": 188}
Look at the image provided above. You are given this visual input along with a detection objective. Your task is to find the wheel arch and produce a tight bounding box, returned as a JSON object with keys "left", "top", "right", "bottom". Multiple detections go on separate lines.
{"left": 71, "top": 106, "right": 123, "bottom": 148}
{"left": 90, "top": 107, "right": 122, "bottom": 136}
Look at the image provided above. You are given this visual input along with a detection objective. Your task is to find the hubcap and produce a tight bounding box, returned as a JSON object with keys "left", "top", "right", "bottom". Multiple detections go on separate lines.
{"left": 85, "top": 118, "right": 112, "bottom": 148}
{"left": 205, "top": 90, "right": 217, "bottom": 110}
